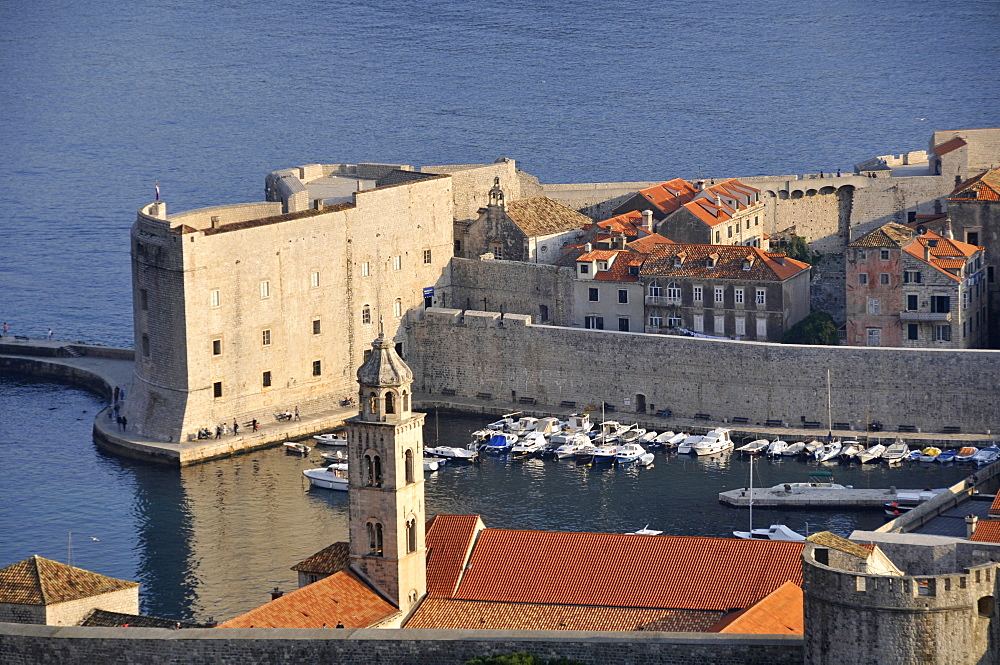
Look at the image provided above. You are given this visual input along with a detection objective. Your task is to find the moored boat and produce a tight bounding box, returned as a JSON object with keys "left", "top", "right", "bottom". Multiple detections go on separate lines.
{"left": 486, "top": 412, "right": 521, "bottom": 431}
{"left": 302, "top": 462, "right": 348, "bottom": 490}
{"left": 936, "top": 449, "right": 958, "bottom": 464}
{"left": 954, "top": 446, "right": 979, "bottom": 463}
{"left": 425, "top": 445, "right": 478, "bottom": 461}
{"left": 283, "top": 441, "right": 311, "bottom": 455}
{"left": 483, "top": 432, "right": 517, "bottom": 454}
{"left": 619, "top": 426, "right": 647, "bottom": 444}
{"left": 733, "top": 524, "right": 807, "bottom": 541}
{"left": 554, "top": 432, "right": 592, "bottom": 459}
{"left": 511, "top": 432, "right": 547, "bottom": 458}
{"left": 858, "top": 443, "right": 886, "bottom": 464}
{"left": 814, "top": 440, "right": 842, "bottom": 462}
{"left": 781, "top": 441, "right": 806, "bottom": 456}
{"left": 423, "top": 457, "right": 441, "bottom": 471}
{"left": 655, "top": 431, "right": 686, "bottom": 450}
{"left": 839, "top": 440, "right": 863, "bottom": 461}
{"left": 615, "top": 442, "right": 646, "bottom": 466}
{"left": 918, "top": 446, "right": 942, "bottom": 463}
{"left": 590, "top": 444, "right": 619, "bottom": 465}
{"left": 313, "top": 433, "right": 347, "bottom": 446}
{"left": 882, "top": 440, "right": 909, "bottom": 465}
{"left": 973, "top": 444, "right": 1000, "bottom": 466}
{"left": 691, "top": 428, "right": 734, "bottom": 456}
{"left": 766, "top": 439, "right": 788, "bottom": 457}
{"left": 736, "top": 439, "right": 769, "bottom": 455}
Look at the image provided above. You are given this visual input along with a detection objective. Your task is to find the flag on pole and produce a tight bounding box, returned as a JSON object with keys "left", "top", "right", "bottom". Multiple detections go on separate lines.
{"left": 155, "top": 181, "right": 160, "bottom": 201}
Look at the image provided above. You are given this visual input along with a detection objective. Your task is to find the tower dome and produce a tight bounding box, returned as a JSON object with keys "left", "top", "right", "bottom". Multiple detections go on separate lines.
{"left": 357, "top": 334, "right": 413, "bottom": 388}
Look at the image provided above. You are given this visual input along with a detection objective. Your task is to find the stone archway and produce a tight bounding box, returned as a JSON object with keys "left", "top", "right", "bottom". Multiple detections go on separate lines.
{"left": 635, "top": 393, "right": 647, "bottom": 414}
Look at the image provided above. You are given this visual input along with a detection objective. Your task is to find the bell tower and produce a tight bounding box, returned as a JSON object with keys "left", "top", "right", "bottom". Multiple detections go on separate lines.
{"left": 345, "top": 333, "right": 426, "bottom": 611}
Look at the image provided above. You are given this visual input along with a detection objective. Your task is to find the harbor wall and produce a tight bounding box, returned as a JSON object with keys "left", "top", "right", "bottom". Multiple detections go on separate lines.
{"left": 409, "top": 309, "right": 1000, "bottom": 434}
{"left": 0, "top": 623, "right": 803, "bottom": 665}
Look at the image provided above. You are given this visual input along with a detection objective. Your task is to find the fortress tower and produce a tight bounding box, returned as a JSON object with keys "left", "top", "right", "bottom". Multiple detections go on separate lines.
{"left": 344, "top": 333, "right": 427, "bottom": 612}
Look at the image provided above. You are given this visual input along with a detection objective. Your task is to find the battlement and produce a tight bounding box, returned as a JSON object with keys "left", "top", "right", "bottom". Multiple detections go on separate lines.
{"left": 422, "top": 307, "right": 532, "bottom": 328}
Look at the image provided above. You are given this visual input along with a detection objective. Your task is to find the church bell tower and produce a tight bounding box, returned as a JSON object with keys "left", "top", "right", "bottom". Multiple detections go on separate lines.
{"left": 345, "top": 334, "right": 427, "bottom": 611}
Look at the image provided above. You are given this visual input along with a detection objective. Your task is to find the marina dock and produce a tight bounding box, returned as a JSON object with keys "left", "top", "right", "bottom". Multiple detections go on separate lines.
{"left": 718, "top": 486, "right": 923, "bottom": 509}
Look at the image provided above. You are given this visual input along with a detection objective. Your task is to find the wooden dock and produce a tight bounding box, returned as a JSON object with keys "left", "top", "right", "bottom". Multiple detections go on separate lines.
{"left": 718, "top": 486, "right": 923, "bottom": 509}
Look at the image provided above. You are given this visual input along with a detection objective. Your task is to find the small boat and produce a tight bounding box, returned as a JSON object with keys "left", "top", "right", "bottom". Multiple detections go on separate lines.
{"left": 737, "top": 439, "right": 769, "bottom": 455}
{"left": 593, "top": 421, "right": 628, "bottom": 444}
{"left": 973, "top": 444, "right": 1000, "bottom": 466}
{"left": 906, "top": 449, "right": 921, "bottom": 461}
{"left": 425, "top": 445, "right": 478, "bottom": 461}
{"left": 733, "top": 524, "right": 807, "bottom": 541}
{"left": 511, "top": 432, "right": 547, "bottom": 458}
{"left": 302, "top": 463, "right": 348, "bottom": 490}
{"left": 615, "top": 443, "right": 647, "bottom": 466}
{"left": 637, "top": 452, "right": 655, "bottom": 467}
{"left": 283, "top": 441, "right": 311, "bottom": 455}
{"left": 802, "top": 438, "right": 824, "bottom": 456}
{"left": 486, "top": 412, "right": 521, "bottom": 431}
{"left": 766, "top": 439, "right": 788, "bottom": 457}
{"left": 692, "top": 428, "right": 734, "bottom": 456}
{"left": 882, "top": 440, "right": 909, "bottom": 465}
{"left": 312, "top": 433, "right": 347, "bottom": 446}
{"left": 954, "top": 447, "right": 979, "bottom": 463}
{"left": 573, "top": 441, "right": 598, "bottom": 462}
{"left": 839, "top": 440, "right": 863, "bottom": 461}
{"left": 936, "top": 449, "right": 958, "bottom": 464}
{"left": 534, "top": 416, "right": 562, "bottom": 437}
{"left": 483, "top": 432, "right": 517, "bottom": 454}
{"left": 918, "top": 447, "right": 942, "bottom": 463}
{"left": 858, "top": 443, "right": 886, "bottom": 464}
{"left": 510, "top": 417, "right": 539, "bottom": 436}
{"left": 469, "top": 429, "right": 493, "bottom": 447}
{"left": 553, "top": 433, "right": 593, "bottom": 459}
{"left": 814, "top": 440, "right": 843, "bottom": 462}
{"left": 551, "top": 413, "right": 593, "bottom": 444}
{"left": 590, "top": 444, "right": 619, "bottom": 465}
{"left": 655, "top": 431, "right": 686, "bottom": 450}
{"left": 781, "top": 441, "right": 806, "bottom": 456}
{"left": 627, "top": 525, "right": 663, "bottom": 535}
{"left": 320, "top": 450, "right": 347, "bottom": 463}
{"left": 638, "top": 431, "right": 659, "bottom": 445}
{"left": 619, "top": 426, "right": 647, "bottom": 444}
{"left": 423, "top": 457, "right": 441, "bottom": 472}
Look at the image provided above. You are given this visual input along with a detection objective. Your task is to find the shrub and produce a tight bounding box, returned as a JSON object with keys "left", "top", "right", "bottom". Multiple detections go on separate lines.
{"left": 781, "top": 311, "right": 839, "bottom": 345}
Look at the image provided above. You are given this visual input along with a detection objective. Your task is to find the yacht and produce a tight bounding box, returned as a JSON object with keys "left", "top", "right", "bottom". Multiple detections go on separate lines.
{"left": 691, "top": 428, "right": 734, "bottom": 456}
{"left": 312, "top": 433, "right": 347, "bottom": 446}
{"left": 858, "top": 443, "right": 886, "bottom": 464}
{"left": 510, "top": 417, "right": 539, "bottom": 437}
{"left": 550, "top": 413, "right": 593, "bottom": 444}
{"left": 303, "top": 462, "right": 348, "bottom": 491}
{"left": 425, "top": 445, "right": 478, "bottom": 461}
{"left": 553, "top": 432, "right": 592, "bottom": 459}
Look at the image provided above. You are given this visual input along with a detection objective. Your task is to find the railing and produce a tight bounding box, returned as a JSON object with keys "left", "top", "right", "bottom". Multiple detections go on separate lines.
{"left": 645, "top": 295, "right": 681, "bottom": 306}
{"left": 899, "top": 311, "right": 951, "bottom": 322}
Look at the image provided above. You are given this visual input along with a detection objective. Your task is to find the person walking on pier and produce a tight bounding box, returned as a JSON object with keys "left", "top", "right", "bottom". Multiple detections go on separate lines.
{"left": 294, "top": 406, "right": 300, "bottom": 421}
{"left": 233, "top": 419, "right": 239, "bottom": 435}
{"left": 252, "top": 418, "right": 258, "bottom": 432}
{"left": 215, "top": 425, "right": 222, "bottom": 439}
{"left": 2, "top": 322, "right": 7, "bottom": 338}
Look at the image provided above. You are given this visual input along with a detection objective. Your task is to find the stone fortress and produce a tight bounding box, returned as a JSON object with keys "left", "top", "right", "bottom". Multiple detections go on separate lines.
{"left": 121, "top": 128, "right": 1000, "bottom": 449}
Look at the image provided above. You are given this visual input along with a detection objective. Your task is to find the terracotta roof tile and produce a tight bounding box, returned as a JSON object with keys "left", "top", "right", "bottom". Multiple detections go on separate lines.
{"left": 449, "top": 529, "right": 803, "bottom": 611}
{"left": 425, "top": 514, "right": 483, "bottom": 597}
{"left": 848, "top": 223, "right": 914, "bottom": 248}
{"left": 805, "top": 532, "right": 872, "bottom": 559}
{"left": 80, "top": 609, "right": 205, "bottom": 628}
{"left": 627, "top": 233, "right": 675, "bottom": 253}
{"left": 577, "top": 249, "right": 620, "bottom": 262}
{"left": 594, "top": 252, "right": 646, "bottom": 283}
{"left": 597, "top": 211, "right": 645, "bottom": 236}
{"left": 932, "top": 136, "right": 967, "bottom": 156}
{"left": 216, "top": 569, "right": 398, "bottom": 629}
{"left": 291, "top": 542, "right": 350, "bottom": 575}
{"left": 0, "top": 556, "right": 137, "bottom": 606}
{"left": 949, "top": 168, "right": 1000, "bottom": 201}
{"left": 406, "top": 598, "right": 722, "bottom": 632}
{"left": 901, "top": 231, "right": 981, "bottom": 282}
{"left": 640, "top": 244, "right": 809, "bottom": 282}
{"left": 707, "top": 581, "right": 803, "bottom": 635}
{"left": 989, "top": 493, "right": 1000, "bottom": 518}
{"left": 636, "top": 178, "right": 700, "bottom": 215}
{"left": 505, "top": 197, "right": 591, "bottom": 237}
{"left": 970, "top": 520, "right": 1000, "bottom": 543}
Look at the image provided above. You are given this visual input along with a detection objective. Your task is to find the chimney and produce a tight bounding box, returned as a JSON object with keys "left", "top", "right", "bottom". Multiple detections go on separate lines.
{"left": 924, "top": 244, "right": 931, "bottom": 262}
{"left": 584, "top": 242, "right": 592, "bottom": 254}
{"left": 614, "top": 234, "right": 626, "bottom": 250}
{"left": 714, "top": 194, "right": 722, "bottom": 207}
{"left": 271, "top": 587, "right": 284, "bottom": 601}
{"left": 944, "top": 219, "right": 954, "bottom": 240}
{"left": 697, "top": 180, "right": 705, "bottom": 191}
{"left": 641, "top": 209, "right": 653, "bottom": 232}
{"left": 965, "top": 515, "right": 979, "bottom": 539}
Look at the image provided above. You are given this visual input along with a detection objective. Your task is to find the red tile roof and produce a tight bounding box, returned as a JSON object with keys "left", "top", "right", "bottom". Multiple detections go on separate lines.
{"left": 949, "top": 168, "right": 1000, "bottom": 202}
{"left": 425, "top": 514, "right": 483, "bottom": 597}
{"left": 597, "top": 211, "right": 646, "bottom": 236}
{"left": 448, "top": 528, "right": 804, "bottom": 611}
{"left": 901, "top": 231, "right": 981, "bottom": 282}
{"left": 291, "top": 541, "right": 350, "bottom": 575}
{"left": 679, "top": 179, "right": 761, "bottom": 228}
{"left": 636, "top": 178, "right": 700, "bottom": 215}
{"left": 932, "top": 136, "right": 967, "bottom": 156}
{"left": 707, "top": 581, "right": 803, "bottom": 635}
{"left": 640, "top": 243, "right": 809, "bottom": 282}
{"left": 0, "top": 556, "right": 137, "bottom": 606}
{"left": 627, "top": 232, "right": 675, "bottom": 253}
{"left": 988, "top": 493, "right": 1000, "bottom": 518}
{"left": 970, "top": 520, "right": 1000, "bottom": 543}
{"left": 577, "top": 249, "right": 620, "bottom": 262}
{"left": 593, "top": 251, "right": 646, "bottom": 283}
{"left": 848, "top": 222, "right": 914, "bottom": 248}
{"left": 216, "top": 569, "right": 398, "bottom": 629}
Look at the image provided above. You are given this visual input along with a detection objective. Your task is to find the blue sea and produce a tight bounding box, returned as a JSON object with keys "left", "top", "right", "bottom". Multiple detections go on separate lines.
{"left": 0, "top": 0, "right": 996, "bottom": 621}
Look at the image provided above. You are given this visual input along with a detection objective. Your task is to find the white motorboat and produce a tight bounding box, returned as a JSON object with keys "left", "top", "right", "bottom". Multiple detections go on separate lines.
{"left": 627, "top": 525, "right": 663, "bottom": 535}
{"left": 483, "top": 432, "right": 517, "bottom": 453}
{"left": 550, "top": 413, "right": 593, "bottom": 444}
{"left": 425, "top": 445, "right": 478, "bottom": 461}
{"left": 677, "top": 433, "right": 700, "bottom": 454}
{"left": 638, "top": 431, "right": 659, "bottom": 445}
{"left": 511, "top": 432, "right": 547, "bottom": 458}
{"left": 736, "top": 439, "right": 769, "bottom": 455}
{"left": 858, "top": 443, "right": 886, "bottom": 464}
{"left": 973, "top": 444, "right": 1000, "bottom": 466}
{"left": 469, "top": 429, "right": 493, "bottom": 448}
{"left": 954, "top": 447, "right": 979, "bottom": 463}
{"left": 591, "top": 444, "right": 619, "bottom": 464}
{"left": 533, "top": 417, "right": 562, "bottom": 438}
{"left": 882, "top": 440, "right": 910, "bottom": 465}
{"left": 766, "top": 439, "right": 788, "bottom": 457}
{"left": 655, "top": 431, "right": 686, "bottom": 450}
{"left": 884, "top": 489, "right": 943, "bottom": 517}
{"left": 423, "top": 457, "right": 441, "bottom": 472}
{"left": 486, "top": 412, "right": 521, "bottom": 431}
{"left": 770, "top": 470, "right": 848, "bottom": 490}
{"left": 692, "top": 428, "right": 734, "bottom": 456}
{"left": 313, "top": 433, "right": 347, "bottom": 446}
{"left": 320, "top": 450, "right": 347, "bottom": 463}
{"left": 619, "top": 426, "right": 647, "bottom": 444}
{"left": 553, "top": 433, "right": 592, "bottom": 459}
{"left": 814, "top": 440, "right": 842, "bottom": 462}
{"left": 615, "top": 442, "right": 646, "bottom": 466}
{"left": 572, "top": 441, "right": 598, "bottom": 462}
{"left": 839, "top": 440, "right": 863, "bottom": 461}
{"left": 510, "top": 417, "right": 539, "bottom": 436}
{"left": 733, "top": 524, "right": 807, "bottom": 541}
{"left": 593, "top": 421, "right": 628, "bottom": 444}
{"left": 638, "top": 452, "right": 655, "bottom": 467}
{"left": 781, "top": 441, "right": 806, "bottom": 456}
{"left": 283, "top": 441, "right": 311, "bottom": 455}
{"left": 303, "top": 462, "right": 348, "bottom": 490}
{"left": 802, "top": 438, "right": 824, "bottom": 456}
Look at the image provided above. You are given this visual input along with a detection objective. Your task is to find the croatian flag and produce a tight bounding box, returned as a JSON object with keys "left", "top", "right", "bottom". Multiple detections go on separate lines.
{"left": 155, "top": 181, "right": 160, "bottom": 201}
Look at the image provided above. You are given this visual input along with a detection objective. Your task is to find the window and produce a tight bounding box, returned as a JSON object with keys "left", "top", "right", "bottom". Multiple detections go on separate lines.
{"left": 714, "top": 315, "right": 725, "bottom": 334}
{"left": 394, "top": 299, "right": 402, "bottom": 317}
{"left": 454, "top": 239, "right": 462, "bottom": 254}
{"left": 213, "top": 381, "right": 222, "bottom": 398}
{"left": 598, "top": 261, "right": 608, "bottom": 271}
{"left": 310, "top": 271, "right": 320, "bottom": 288}
{"left": 142, "top": 334, "right": 150, "bottom": 358}
{"left": 618, "top": 318, "right": 630, "bottom": 332}
{"left": 867, "top": 328, "right": 881, "bottom": 346}
{"left": 588, "top": 287, "right": 599, "bottom": 302}
{"left": 880, "top": 250, "right": 890, "bottom": 260}
{"left": 406, "top": 518, "right": 417, "bottom": 554}
{"left": 931, "top": 296, "right": 950, "bottom": 313}
{"left": 385, "top": 391, "right": 395, "bottom": 414}
{"left": 907, "top": 324, "right": 918, "bottom": 341}
{"left": 405, "top": 449, "right": 415, "bottom": 484}
{"left": 585, "top": 316, "right": 604, "bottom": 330}
{"left": 735, "top": 317, "right": 746, "bottom": 336}
{"left": 362, "top": 305, "right": 371, "bottom": 324}
{"left": 579, "top": 264, "right": 589, "bottom": 275}
{"left": 880, "top": 273, "right": 890, "bottom": 285}
{"left": 715, "top": 230, "right": 721, "bottom": 243}
{"left": 262, "top": 371, "right": 272, "bottom": 388}
{"left": 212, "top": 339, "right": 222, "bottom": 355}
{"left": 140, "top": 289, "right": 148, "bottom": 311}
{"left": 667, "top": 283, "right": 681, "bottom": 299}
{"left": 715, "top": 287, "right": 724, "bottom": 303}
{"left": 868, "top": 298, "right": 881, "bottom": 315}
{"left": 755, "top": 288, "right": 766, "bottom": 305}
{"left": 649, "top": 314, "right": 662, "bottom": 328}
{"left": 667, "top": 316, "right": 681, "bottom": 328}
{"left": 728, "top": 226, "right": 733, "bottom": 238}
{"left": 491, "top": 244, "right": 503, "bottom": 260}
{"left": 648, "top": 281, "right": 662, "bottom": 297}
{"left": 393, "top": 256, "right": 401, "bottom": 271}
{"left": 423, "top": 249, "right": 432, "bottom": 264}
{"left": 735, "top": 288, "right": 744, "bottom": 304}
{"left": 307, "top": 319, "right": 319, "bottom": 335}
{"left": 906, "top": 294, "right": 918, "bottom": 311}
{"left": 366, "top": 521, "right": 383, "bottom": 556}
{"left": 260, "top": 280, "right": 270, "bottom": 298}
{"left": 210, "top": 290, "right": 220, "bottom": 308}
{"left": 365, "top": 454, "right": 382, "bottom": 487}
{"left": 904, "top": 271, "right": 922, "bottom": 284}
{"left": 934, "top": 325, "right": 951, "bottom": 341}
{"left": 967, "top": 231, "right": 979, "bottom": 246}
{"left": 858, "top": 273, "right": 868, "bottom": 286}
{"left": 756, "top": 317, "right": 767, "bottom": 338}
{"left": 618, "top": 289, "right": 628, "bottom": 304}
{"left": 262, "top": 329, "right": 271, "bottom": 346}
{"left": 693, "top": 286, "right": 703, "bottom": 302}
{"left": 693, "top": 314, "right": 704, "bottom": 333}
{"left": 361, "top": 262, "right": 370, "bottom": 277}
{"left": 539, "top": 305, "right": 549, "bottom": 321}
{"left": 857, "top": 250, "right": 867, "bottom": 260}
{"left": 312, "top": 360, "right": 322, "bottom": 376}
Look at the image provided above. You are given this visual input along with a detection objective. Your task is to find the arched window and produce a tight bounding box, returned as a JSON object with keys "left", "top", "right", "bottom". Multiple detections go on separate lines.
{"left": 405, "top": 449, "right": 414, "bottom": 484}
{"left": 666, "top": 282, "right": 681, "bottom": 299}
{"left": 362, "top": 305, "right": 371, "bottom": 325}
{"left": 365, "top": 454, "right": 374, "bottom": 486}
{"left": 369, "top": 391, "right": 377, "bottom": 414}
{"left": 648, "top": 280, "right": 662, "bottom": 297}
{"left": 366, "top": 521, "right": 383, "bottom": 556}
{"left": 374, "top": 456, "right": 382, "bottom": 486}
{"left": 406, "top": 518, "right": 417, "bottom": 553}
{"left": 402, "top": 390, "right": 410, "bottom": 412}
{"left": 385, "top": 391, "right": 395, "bottom": 414}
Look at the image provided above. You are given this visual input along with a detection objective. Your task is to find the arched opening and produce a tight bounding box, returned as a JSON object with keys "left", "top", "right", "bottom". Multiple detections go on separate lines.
{"left": 979, "top": 595, "right": 995, "bottom": 617}
{"left": 764, "top": 190, "right": 776, "bottom": 198}
{"left": 778, "top": 190, "right": 789, "bottom": 200}
{"left": 365, "top": 454, "right": 375, "bottom": 486}
{"left": 362, "top": 304, "right": 371, "bottom": 325}
{"left": 366, "top": 521, "right": 383, "bottom": 556}
{"left": 369, "top": 391, "right": 377, "bottom": 415}
{"left": 402, "top": 390, "right": 410, "bottom": 412}
{"left": 406, "top": 518, "right": 417, "bottom": 553}
{"left": 666, "top": 282, "right": 681, "bottom": 300}
{"left": 648, "top": 280, "right": 662, "bottom": 297}
{"left": 405, "top": 449, "right": 415, "bottom": 484}
{"left": 820, "top": 186, "right": 836, "bottom": 195}
{"left": 374, "top": 455, "right": 382, "bottom": 486}
{"left": 791, "top": 190, "right": 803, "bottom": 199}
{"left": 806, "top": 189, "right": 817, "bottom": 197}
{"left": 635, "top": 394, "right": 647, "bottom": 414}
{"left": 385, "top": 391, "right": 395, "bottom": 414}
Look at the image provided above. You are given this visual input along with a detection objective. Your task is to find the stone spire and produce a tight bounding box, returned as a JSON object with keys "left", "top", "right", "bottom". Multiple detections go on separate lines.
{"left": 356, "top": 334, "right": 413, "bottom": 390}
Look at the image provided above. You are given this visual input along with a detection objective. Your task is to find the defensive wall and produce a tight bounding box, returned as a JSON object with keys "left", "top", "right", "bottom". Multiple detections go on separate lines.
{"left": 409, "top": 309, "right": 1000, "bottom": 434}
{"left": 0, "top": 623, "right": 803, "bottom": 665}
{"left": 448, "top": 257, "right": 577, "bottom": 326}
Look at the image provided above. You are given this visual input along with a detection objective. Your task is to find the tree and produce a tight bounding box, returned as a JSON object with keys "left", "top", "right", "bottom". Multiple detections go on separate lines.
{"left": 779, "top": 235, "right": 820, "bottom": 265}
{"left": 781, "top": 311, "right": 839, "bottom": 345}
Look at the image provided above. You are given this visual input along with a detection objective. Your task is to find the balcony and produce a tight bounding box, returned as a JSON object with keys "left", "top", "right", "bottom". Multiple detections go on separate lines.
{"left": 899, "top": 310, "right": 951, "bottom": 322}
{"left": 646, "top": 295, "right": 682, "bottom": 307}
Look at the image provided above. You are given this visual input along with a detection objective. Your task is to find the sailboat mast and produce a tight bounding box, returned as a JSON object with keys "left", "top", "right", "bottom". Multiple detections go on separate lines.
{"left": 748, "top": 458, "right": 753, "bottom": 533}
{"left": 827, "top": 369, "right": 833, "bottom": 435}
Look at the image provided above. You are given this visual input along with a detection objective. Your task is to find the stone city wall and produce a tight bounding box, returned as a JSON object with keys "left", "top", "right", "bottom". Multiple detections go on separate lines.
{"left": 448, "top": 257, "right": 577, "bottom": 326}
{"left": 0, "top": 624, "right": 803, "bottom": 665}
{"left": 409, "top": 309, "right": 1000, "bottom": 433}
